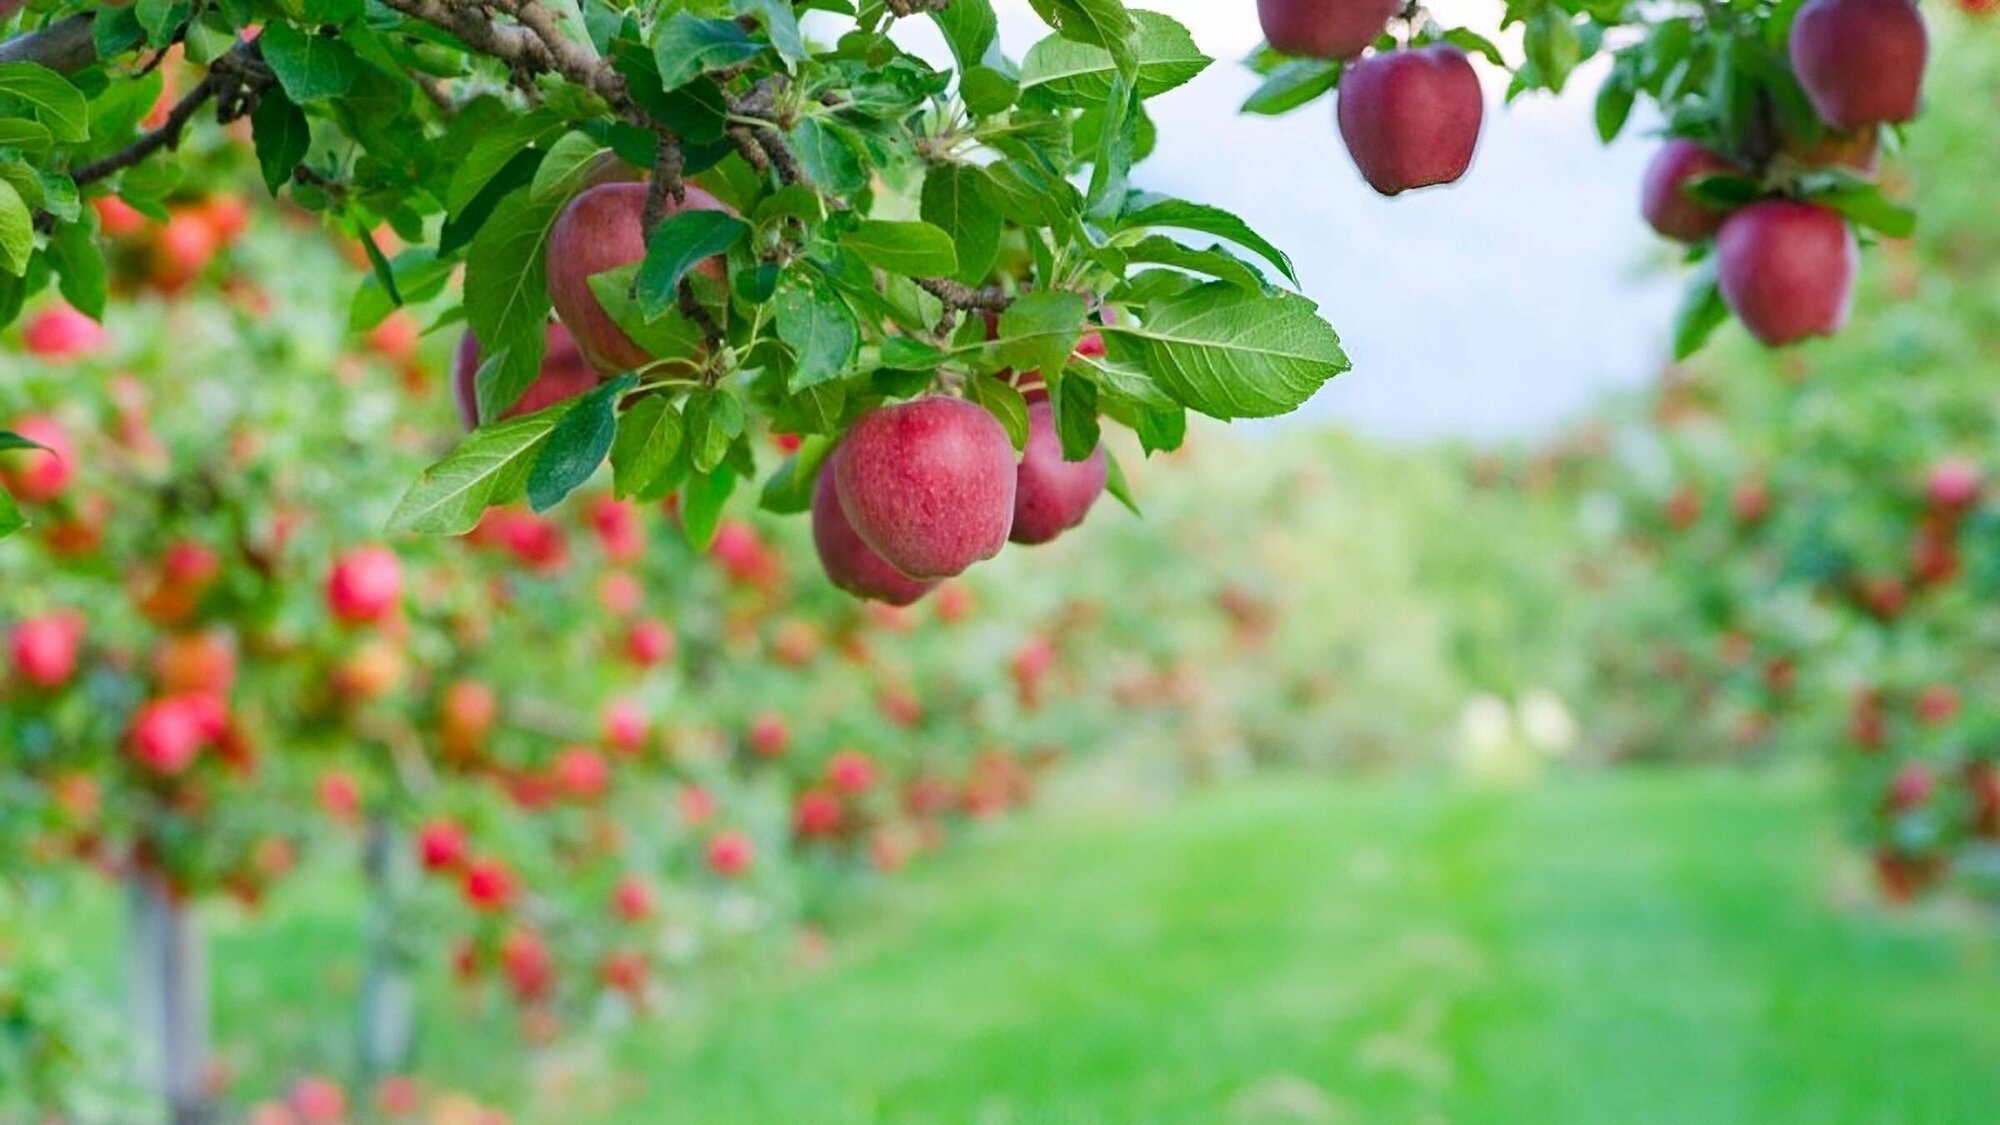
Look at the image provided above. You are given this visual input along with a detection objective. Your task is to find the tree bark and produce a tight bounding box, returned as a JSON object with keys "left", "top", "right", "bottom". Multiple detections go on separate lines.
{"left": 358, "top": 817, "right": 418, "bottom": 1086}
{"left": 0, "top": 15, "right": 98, "bottom": 75}
{"left": 128, "top": 874, "right": 212, "bottom": 1125}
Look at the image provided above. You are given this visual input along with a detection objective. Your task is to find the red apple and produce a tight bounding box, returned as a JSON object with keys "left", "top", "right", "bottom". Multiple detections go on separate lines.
{"left": 451, "top": 322, "right": 600, "bottom": 429}
{"left": 1927, "top": 459, "right": 1981, "bottom": 512}
{"left": 10, "top": 612, "right": 82, "bottom": 689}
{"left": 554, "top": 746, "right": 610, "bottom": 800}
{"left": 326, "top": 546, "right": 403, "bottom": 625}
{"left": 1790, "top": 0, "right": 1926, "bottom": 131}
{"left": 793, "top": 789, "right": 843, "bottom": 839}
{"left": 129, "top": 697, "right": 208, "bottom": 775}
{"left": 500, "top": 929, "right": 553, "bottom": 1001}
{"left": 1336, "top": 46, "right": 1482, "bottom": 196}
{"left": 463, "top": 858, "right": 516, "bottom": 911}
{"left": 602, "top": 699, "right": 649, "bottom": 755}
{"left": 545, "top": 181, "right": 732, "bottom": 375}
{"left": 827, "top": 749, "right": 875, "bottom": 795}
{"left": 1715, "top": 201, "right": 1856, "bottom": 347}
{"left": 706, "top": 830, "right": 754, "bottom": 877}
{"left": 1256, "top": 0, "right": 1399, "bottom": 60}
{"left": 834, "top": 398, "right": 1017, "bottom": 579}
{"left": 22, "top": 304, "right": 107, "bottom": 360}
{"left": 1010, "top": 401, "right": 1107, "bottom": 545}
{"left": 417, "top": 819, "right": 469, "bottom": 873}
{"left": 624, "top": 618, "right": 675, "bottom": 666}
{"left": 1, "top": 416, "right": 77, "bottom": 503}
{"left": 810, "top": 451, "right": 939, "bottom": 606}
{"left": 1641, "top": 140, "right": 1738, "bottom": 244}
{"left": 748, "top": 712, "right": 791, "bottom": 758}
{"left": 611, "top": 875, "right": 654, "bottom": 922}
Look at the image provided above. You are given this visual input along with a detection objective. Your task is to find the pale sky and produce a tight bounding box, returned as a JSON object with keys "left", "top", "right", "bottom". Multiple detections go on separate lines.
{"left": 873, "top": 3, "right": 1684, "bottom": 442}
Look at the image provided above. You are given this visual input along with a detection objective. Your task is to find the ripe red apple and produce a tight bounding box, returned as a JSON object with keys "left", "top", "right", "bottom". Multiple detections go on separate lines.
{"left": 598, "top": 571, "right": 644, "bottom": 615}
{"left": 1790, "top": 0, "right": 1926, "bottom": 131}
{"left": 748, "top": 712, "right": 791, "bottom": 758}
{"left": 1927, "top": 459, "right": 1981, "bottom": 512}
{"left": 450, "top": 322, "right": 600, "bottom": 429}
{"left": 129, "top": 697, "right": 209, "bottom": 775}
{"left": 827, "top": 749, "right": 875, "bottom": 795}
{"left": 545, "top": 181, "right": 732, "bottom": 375}
{"left": 149, "top": 209, "right": 220, "bottom": 294}
{"left": 1256, "top": 0, "right": 1398, "bottom": 60}
{"left": 1641, "top": 140, "right": 1738, "bottom": 244}
{"left": 601, "top": 949, "right": 648, "bottom": 997}
{"left": 810, "top": 452, "right": 939, "bottom": 606}
{"left": 1885, "top": 762, "right": 1935, "bottom": 813}
{"left": 611, "top": 875, "right": 654, "bottom": 922}
{"left": 835, "top": 398, "right": 1017, "bottom": 579}
{"left": 417, "top": 819, "right": 469, "bottom": 873}
{"left": 624, "top": 618, "right": 675, "bottom": 666}
{"left": 1914, "top": 684, "right": 1960, "bottom": 727}
{"left": 1010, "top": 401, "right": 1107, "bottom": 545}
{"left": 1336, "top": 46, "right": 1482, "bottom": 196}
{"left": 1715, "top": 201, "right": 1856, "bottom": 347}
{"left": 317, "top": 770, "right": 362, "bottom": 824}
{"left": 22, "top": 304, "right": 107, "bottom": 360}
{"left": 602, "top": 700, "right": 648, "bottom": 755}
{"left": 289, "top": 1076, "right": 347, "bottom": 1125}
{"left": 161, "top": 540, "right": 221, "bottom": 589}
{"left": 93, "top": 195, "right": 148, "bottom": 238}
{"left": 463, "top": 858, "right": 516, "bottom": 911}
{"left": 706, "top": 830, "right": 754, "bottom": 877}
{"left": 500, "top": 929, "right": 553, "bottom": 1001}
{"left": 793, "top": 789, "right": 843, "bottom": 839}
{"left": 679, "top": 784, "right": 716, "bottom": 826}
{"left": 367, "top": 311, "right": 421, "bottom": 363}
{"left": 554, "top": 746, "right": 610, "bottom": 800}
{"left": 326, "top": 546, "right": 403, "bottom": 625}
{"left": 1, "top": 415, "right": 77, "bottom": 503}
{"left": 588, "top": 496, "right": 644, "bottom": 562}
{"left": 10, "top": 612, "right": 82, "bottom": 689}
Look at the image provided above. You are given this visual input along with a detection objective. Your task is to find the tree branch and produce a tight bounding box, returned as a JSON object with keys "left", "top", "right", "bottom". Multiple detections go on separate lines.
{"left": 916, "top": 277, "right": 1009, "bottom": 313}
{"left": 0, "top": 14, "right": 97, "bottom": 75}
{"left": 67, "top": 40, "right": 269, "bottom": 188}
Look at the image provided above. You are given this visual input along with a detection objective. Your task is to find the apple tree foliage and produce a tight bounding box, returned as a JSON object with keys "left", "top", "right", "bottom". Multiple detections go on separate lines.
{"left": 0, "top": 0, "right": 1358, "bottom": 546}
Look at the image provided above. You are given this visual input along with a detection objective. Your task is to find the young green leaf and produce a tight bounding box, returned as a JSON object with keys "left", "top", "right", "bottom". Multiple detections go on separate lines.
{"left": 1019, "top": 11, "right": 1209, "bottom": 106}
{"left": 839, "top": 221, "right": 960, "bottom": 278}
{"left": 774, "top": 273, "right": 861, "bottom": 392}
{"left": 635, "top": 210, "right": 749, "bottom": 319}
{"left": 1109, "top": 285, "right": 1347, "bottom": 419}
{"left": 1118, "top": 195, "right": 1299, "bottom": 286}
{"left": 260, "top": 24, "right": 366, "bottom": 103}
{"left": 0, "top": 63, "right": 89, "bottom": 143}
{"left": 527, "top": 374, "right": 637, "bottom": 511}
{"left": 995, "top": 290, "right": 1088, "bottom": 383}
{"left": 921, "top": 164, "right": 1002, "bottom": 286}
{"left": 1672, "top": 262, "right": 1729, "bottom": 361}
{"left": 1241, "top": 59, "right": 1342, "bottom": 116}
{"left": 0, "top": 180, "right": 31, "bottom": 278}
{"left": 610, "top": 395, "right": 685, "bottom": 500}
{"left": 968, "top": 375, "right": 1031, "bottom": 450}
{"left": 653, "top": 14, "right": 765, "bottom": 91}
{"left": 387, "top": 412, "right": 563, "bottom": 534}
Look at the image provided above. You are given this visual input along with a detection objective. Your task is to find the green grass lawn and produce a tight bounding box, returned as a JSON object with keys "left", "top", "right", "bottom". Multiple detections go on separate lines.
{"left": 589, "top": 771, "right": 2000, "bottom": 1124}
{"left": 26, "top": 771, "right": 2000, "bottom": 1122}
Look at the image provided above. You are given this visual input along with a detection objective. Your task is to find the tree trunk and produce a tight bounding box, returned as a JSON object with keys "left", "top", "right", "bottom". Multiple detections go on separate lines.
{"left": 358, "top": 817, "right": 417, "bottom": 1089}
{"left": 128, "top": 873, "right": 211, "bottom": 1125}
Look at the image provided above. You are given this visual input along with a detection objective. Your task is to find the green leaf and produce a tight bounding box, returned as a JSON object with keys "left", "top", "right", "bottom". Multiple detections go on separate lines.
{"left": 1594, "top": 62, "right": 1636, "bottom": 143}
{"left": 967, "top": 374, "right": 1030, "bottom": 449}
{"left": 735, "top": 0, "right": 807, "bottom": 65}
{"left": 387, "top": 412, "right": 563, "bottom": 534}
{"left": 464, "top": 187, "right": 562, "bottom": 364}
{"left": 1052, "top": 371, "right": 1101, "bottom": 460}
{"left": 680, "top": 466, "right": 736, "bottom": 550}
{"left": 474, "top": 340, "right": 545, "bottom": 426}
{"left": 261, "top": 23, "right": 364, "bottom": 103}
{"left": 250, "top": 88, "right": 311, "bottom": 194}
{"left": 881, "top": 336, "right": 947, "bottom": 370}
{"left": 0, "top": 119, "right": 54, "bottom": 157}
{"left": 529, "top": 131, "right": 608, "bottom": 204}
{"left": 587, "top": 264, "right": 707, "bottom": 368}
{"left": 1240, "top": 59, "right": 1342, "bottom": 116}
{"left": 1524, "top": 10, "right": 1582, "bottom": 94}
{"left": 1019, "top": 11, "right": 1208, "bottom": 106}
{"left": 135, "top": 0, "right": 191, "bottom": 48}
{"left": 684, "top": 389, "right": 745, "bottom": 474}
{"left": 1812, "top": 185, "right": 1916, "bottom": 239}
{"left": 774, "top": 273, "right": 860, "bottom": 391}
{"left": 930, "top": 0, "right": 999, "bottom": 73}
{"left": 48, "top": 219, "right": 106, "bottom": 319}
{"left": 840, "top": 220, "right": 959, "bottom": 278}
{"left": 635, "top": 210, "right": 749, "bottom": 319}
{"left": 1119, "top": 195, "right": 1298, "bottom": 286}
{"left": 0, "top": 64, "right": 88, "bottom": 143}
{"left": 446, "top": 111, "right": 564, "bottom": 215}
{"left": 1102, "top": 448, "right": 1139, "bottom": 515}
{"left": 788, "top": 119, "right": 867, "bottom": 194}
{"left": 611, "top": 395, "right": 684, "bottom": 499}
{"left": 0, "top": 486, "right": 22, "bottom": 539}
{"left": 0, "top": 430, "right": 49, "bottom": 454}
{"left": 995, "top": 290, "right": 1087, "bottom": 381}
{"left": 1109, "top": 284, "right": 1346, "bottom": 419}
{"left": 759, "top": 435, "right": 834, "bottom": 515}
{"left": 653, "top": 14, "right": 765, "bottom": 90}
{"left": 961, "top": 65, "right": 1020, "bottom": 115}
{"left": 1440, "top": 28, "right": 1505, "bottom": 66}
{"left": 528, "top": 374, "right": 635, "bottom": 511}
{"left": 1027, "top": 0, "right": 1138, "bottom": 73}
{"left": 1121, "top": 235, "right": 1269, "bottom": 292}
{"left": 93, "top": 7, "right": 146, "bottom": 60}
{"left": 1672, "top": 261, "right": 1728, "bottom": 361}
{"left": 0, "top": 179, "right": 30, "bottom": 278}
{"left": 1085, "top": 76, "right": 1138, "bottom": 220}
{"left": 920, "top": 164, "right": 1001, "bottom": 286}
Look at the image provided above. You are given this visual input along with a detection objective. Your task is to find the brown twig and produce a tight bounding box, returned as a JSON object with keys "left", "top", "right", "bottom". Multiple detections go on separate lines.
{"left": 915, "top": 277, "right": 1010, "bottom": 313}
{"left": 68, "top": 40, "right": 270, "bottom": 187}
{"left": 640, "top": 130, "right": 686, "bottom": 239}
{"left": 0, "top": 14, "right": 98, "bottom": 74}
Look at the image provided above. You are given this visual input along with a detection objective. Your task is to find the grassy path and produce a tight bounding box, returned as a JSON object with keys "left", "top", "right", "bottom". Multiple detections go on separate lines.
{"left": 586, "top": 772, "right": 2000, "bottom": 1124}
